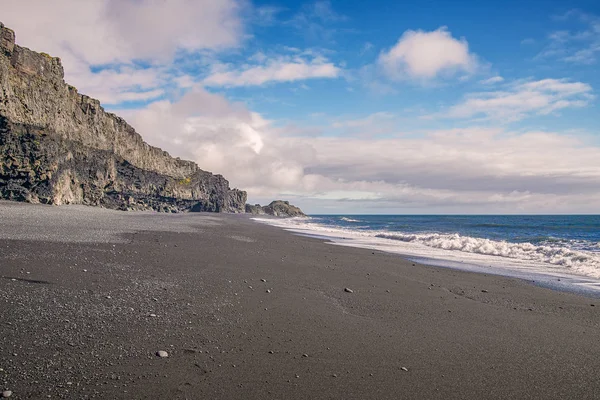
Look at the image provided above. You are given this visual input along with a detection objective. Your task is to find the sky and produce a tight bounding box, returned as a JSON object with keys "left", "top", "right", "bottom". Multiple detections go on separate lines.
{"left": 2, "top": 0, "right": 600, "bottom": 214}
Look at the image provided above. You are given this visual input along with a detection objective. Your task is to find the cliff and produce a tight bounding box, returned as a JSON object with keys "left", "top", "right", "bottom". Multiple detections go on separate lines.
{"left": 0, "top": 22, "right": 246, "bottom": 212}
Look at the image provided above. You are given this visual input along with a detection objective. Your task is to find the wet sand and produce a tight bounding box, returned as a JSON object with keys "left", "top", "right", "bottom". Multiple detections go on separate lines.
{"left": 1, "top": 201, "right": 599, "bottom": 399}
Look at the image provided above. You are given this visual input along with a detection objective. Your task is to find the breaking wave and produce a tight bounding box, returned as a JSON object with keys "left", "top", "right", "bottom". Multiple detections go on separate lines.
{"left": 375, "top": 232, "right": 600, "bottom": 275}
{"left": 340, "top": 217, "right": 361, "bottom": 222}
{"left": 253, "top": 216, "right": 600, "bottom": 279}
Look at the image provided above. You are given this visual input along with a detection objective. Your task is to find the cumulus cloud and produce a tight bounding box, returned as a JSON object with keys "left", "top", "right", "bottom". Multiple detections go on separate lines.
{"left": 1, "top": 0, "right": 245, "bottom": 104}
{"left": 2, "top": 1, "right": 342, "bottom": 103}
{"left": 120, "top": 91, "right": 600, "bottom": 213}
{"left": 203, "top": 56, "right": 341, "bottom": 87}
{"left": 446, "top": 78, "right": 594, "bottom": 121}
{"left": 2, "top": 0, "right": 244, "bottom": 64}
{"left": 69, "top": 66, "right": 169, "bottom": 105}
{"left": 378, "top": 27, "right": 479, "bottom": 80}
{"left": 119, "top": 88, "right": 314, "bottom": 194}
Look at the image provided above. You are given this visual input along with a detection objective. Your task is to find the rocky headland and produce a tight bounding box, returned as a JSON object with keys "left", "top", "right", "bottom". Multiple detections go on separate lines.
{"left": 245, "top": 200, "right": 306, "bottom": 217}
{"left": 0, "top": 22, "right": 247, "bottom": 213}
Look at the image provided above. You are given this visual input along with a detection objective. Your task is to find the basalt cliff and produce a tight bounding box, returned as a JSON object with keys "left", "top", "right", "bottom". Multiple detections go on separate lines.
{"left": 0, "top": 22, "right": 246, "bottom": 213}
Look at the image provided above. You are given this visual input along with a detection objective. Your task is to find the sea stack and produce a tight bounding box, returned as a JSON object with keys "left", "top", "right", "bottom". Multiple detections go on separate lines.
{"left": 245, "top": 200, "right": 306, "bottom": 217}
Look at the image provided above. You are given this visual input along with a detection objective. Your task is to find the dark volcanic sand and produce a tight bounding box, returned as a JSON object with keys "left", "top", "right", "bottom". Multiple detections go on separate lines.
{"left": 1, "top": 202, "right": 599, "bottom": 399}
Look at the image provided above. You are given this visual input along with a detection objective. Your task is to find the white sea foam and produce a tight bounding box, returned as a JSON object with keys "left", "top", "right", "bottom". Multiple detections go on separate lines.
{"left": 375, "top": 232, "right": 600, "bottom": 276}
{"left": 252, "top": 217, "right": 600, "bottom": 280}
{"left": 340, "top": 217, "right": 361, "bottom": 222}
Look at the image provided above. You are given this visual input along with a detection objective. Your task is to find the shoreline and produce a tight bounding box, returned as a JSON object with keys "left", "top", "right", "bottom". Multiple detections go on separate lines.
{"left": 1, "top": 202, "right": 600, "bottom": 399}
{"left": 252, "top": 216, "right": 600, "bottom": 299}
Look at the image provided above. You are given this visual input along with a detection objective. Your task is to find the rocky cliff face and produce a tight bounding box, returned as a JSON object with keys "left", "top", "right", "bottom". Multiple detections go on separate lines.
{"left": 0, "top": 22, "right": 246, "bottom": 212}
{"left": 245, "top": 201, "right": 306, "bottom": 217}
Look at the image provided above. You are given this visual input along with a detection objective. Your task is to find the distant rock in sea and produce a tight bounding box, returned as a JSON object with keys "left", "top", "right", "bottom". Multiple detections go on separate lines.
{"left": 0, "top": 22, "right": 246, "bottom": 213}
{"left": 245, "top": 200, "right": 305, "bottom": 217}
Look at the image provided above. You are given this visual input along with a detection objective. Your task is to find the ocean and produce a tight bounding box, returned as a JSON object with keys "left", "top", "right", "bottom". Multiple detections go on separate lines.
{"left": 254, "top": 215, "right": 600, "bottom": 294}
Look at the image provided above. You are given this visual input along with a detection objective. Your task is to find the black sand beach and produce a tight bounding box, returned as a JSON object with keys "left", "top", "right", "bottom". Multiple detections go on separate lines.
{"left": 1, "top": 202, "right": 599, "bottom": 399}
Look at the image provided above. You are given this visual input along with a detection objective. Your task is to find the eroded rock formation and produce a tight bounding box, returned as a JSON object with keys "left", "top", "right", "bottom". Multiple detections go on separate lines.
{"left": 0, "top": 22, "right": 246, "bottom": 212}
{"left": 245, "top": 201, "right": 305, "bottom": 217}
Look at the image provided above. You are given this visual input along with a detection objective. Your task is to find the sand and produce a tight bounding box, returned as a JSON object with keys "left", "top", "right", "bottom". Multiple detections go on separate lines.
{"left": 1, "top": 201, "right": 599, "bottom": 399}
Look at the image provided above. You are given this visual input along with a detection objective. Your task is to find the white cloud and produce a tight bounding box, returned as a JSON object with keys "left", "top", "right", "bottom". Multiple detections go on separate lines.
{"left": 203, "top": 56, "right": 341, "bottom": 87}
{"left": 2, "top": 0, "right": 244, "bottom": 65}
{"left": 121, "top": 91, "right": 600, "bottom": 213}
{"left": 71, "top": 66, "right": 168, "bottom": 105}
{"left": 480, "top": 76, "right": 504, "bottom": 85}
{"left": 446, "top": 79, "right": 594, "bottom": 121}
{"left": 378, "top": 27, "right": 479, "bottom": 80}
{"left": 539, "top": 10, "right": 600, "bottom": 64}
{"left": 1, "top": 0, "right": 245, "bottom": 104}
{"left": 3, "top": 1, "right": 341, "bottom": 102}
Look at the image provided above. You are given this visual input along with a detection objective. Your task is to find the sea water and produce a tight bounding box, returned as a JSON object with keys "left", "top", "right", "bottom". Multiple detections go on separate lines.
{"left": 253, "top": 215, "right": 600, "bottom": 295}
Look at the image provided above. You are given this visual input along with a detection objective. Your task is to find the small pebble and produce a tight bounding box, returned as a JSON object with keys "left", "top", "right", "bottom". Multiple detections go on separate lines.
{"left": 266, "top": 289, "right": 271, "bottom": 293}
{"left": 149, "top": 313, "right": 157, "bottom": 318}
{"left": 156, "top": 351, "right": 169, "bottom": 358}
{"left": 332, "top": 374, "right": 337, "bottom": 378}
{"left": 302, "top": 354, "right": 308, "bottom": 358}
{"left": 2, "top": 391, "right": 12, "bottom": 398}
{"left": 344, "top": 288, "right": 353, "bottom": 293}
{"left": 260, "top": 279, "right": 267, "bottom": 282}
{"left": 401, "top": 367, "right": 409, "bottom": 372}
{"left": 481, "top": 290, "right": 488, "bottom": 293}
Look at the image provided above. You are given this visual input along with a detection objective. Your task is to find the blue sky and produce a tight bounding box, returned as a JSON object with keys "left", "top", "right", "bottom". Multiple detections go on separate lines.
{"left": 4, "top": 0, "right": 600, "bottom": 213}
{"left": 229, "top": 0, "right": 600, "bottom": 131}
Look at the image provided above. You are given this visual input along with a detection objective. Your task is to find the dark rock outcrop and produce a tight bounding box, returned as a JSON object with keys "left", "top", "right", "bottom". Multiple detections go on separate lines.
{"left": 246, "top": 201, "right": 305, "bottom": 217}
{"left": 0, "top": 22, "right": 246, "bottom": 212}
{"left": 245, "top": 204, "right": 266, "bottom": 215}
